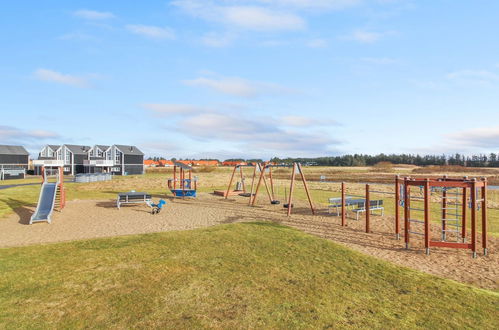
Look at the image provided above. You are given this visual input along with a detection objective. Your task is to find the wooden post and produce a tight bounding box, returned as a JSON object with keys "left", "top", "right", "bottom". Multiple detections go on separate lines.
{"left": 41, "top": 166, "right": 45, "bottom": 183}
{"left": 261, "top": 167, "right": 274, "bottom": 203}
{"left": 248, "top": 164, "right": 258, "bottom": 206}
{"left": 269, "top": 167, "right": 275, "bottom": 201}
{"left": 239, "top": 166, "right": 245, "bottom": 192}
{"left": 395, "top": 176, "right": 400, "bottom": 239}
{"left": 471, "top": 180, "right": 477, "bottom": 258}
{"left": 341, "top": 182, "right": 346, "bottom": 226}
{"left": 462, "top": 186, "right": 467, "bottom": 242}
{"left": 482, "top": 178, "right": 487, "bottom": 256}
{"left": 365, "top": 184, "right": 370, "bottom": 233}
{"left": 424, "top": 179, "right": 430, "bottom": 255}
{"left": 173, "top": 165, "right": 177, "bottom": 190}
{"left": 59, "top": 166, "right": 65, "bottom": 210}
{"left": 404, "top": 178, "right": 410, "bottom": 249}
{"left": 251, "top": 164, "right": 265, "bottom": 206}
{"left": 287, "top": 163, "right": 297, "bottom": 216}
{"left": 442, "top": 185, "right": 447, "bottom": 241}
{"left": 297, "top": 163, "right": 315, "bottom": 215}
{"left": 225, "top": 165, "right": 238, "bottom": 199}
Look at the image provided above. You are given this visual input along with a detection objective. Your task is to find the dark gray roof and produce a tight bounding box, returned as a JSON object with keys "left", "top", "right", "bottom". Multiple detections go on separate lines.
{"left": 173, "top": 162, "right": 193, "bottom": 170}
{"left": 96, "top": 145, "right": 109, "bottom": 151}
{"left": 114, "top": 145, "right": 144, "bottom": 156}
{"left": 64, "top": 144, "right": 91, "bottom": 154}
{"left": 0, "top": 145, "right": 29, "bottom": 155}
{"left": 48, "top": 145, "right": 60, "bottom": 151}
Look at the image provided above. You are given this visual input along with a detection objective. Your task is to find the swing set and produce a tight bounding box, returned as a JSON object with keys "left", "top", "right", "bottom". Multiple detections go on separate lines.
{"left": 251, "top": 162, "right": 315, "bottom": 216}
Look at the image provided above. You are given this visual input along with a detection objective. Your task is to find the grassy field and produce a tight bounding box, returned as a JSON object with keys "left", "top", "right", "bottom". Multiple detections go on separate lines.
{"left": 1, "top": 166, "right": 499, "bottom": 235}
{"left": 0, "top": 222, "right": 497, "bottom": 328}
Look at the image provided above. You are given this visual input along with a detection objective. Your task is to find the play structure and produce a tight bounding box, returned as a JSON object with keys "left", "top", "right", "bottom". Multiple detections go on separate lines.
{"left": 251, "top": 163, "right": 315, "bottom": 216}
{"left": 214, "top": 163, "right": 258, "bottom": 198}
{"left": 167, "top": 162, "right": 197, "bottom": 197}
{"left": 117, "top": 191, "right": 152, "bottom": 209}
{"left": 149, "top": 199, "right": 166, "bottom": 214}
{"left": 395, "top": 176, "right": 488, "bottom": 257}
{"left": 30, "top": 167, "right": 66, "bottom": 224}
{"left": 329, "top": 175, "right": 488, "bottom": 258}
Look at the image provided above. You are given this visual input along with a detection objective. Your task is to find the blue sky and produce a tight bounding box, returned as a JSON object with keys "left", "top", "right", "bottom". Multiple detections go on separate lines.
{"left": 1, "top": 0, "right": 498, "bottom": 159}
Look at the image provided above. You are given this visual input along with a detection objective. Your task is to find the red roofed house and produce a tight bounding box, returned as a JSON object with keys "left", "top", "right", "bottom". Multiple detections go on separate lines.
{"left": 222, "top": 161, "right": 247, "bottom": 166}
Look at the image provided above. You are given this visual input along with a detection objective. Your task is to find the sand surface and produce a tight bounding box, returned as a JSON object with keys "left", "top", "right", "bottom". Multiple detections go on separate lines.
{"left": 0, "top": 193, "right": 497, "bottom": 290}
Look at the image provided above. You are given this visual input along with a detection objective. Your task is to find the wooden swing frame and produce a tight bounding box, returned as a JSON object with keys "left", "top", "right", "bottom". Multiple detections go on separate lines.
{"left": 251, "top": 162, "right": 315, "bottom": 216}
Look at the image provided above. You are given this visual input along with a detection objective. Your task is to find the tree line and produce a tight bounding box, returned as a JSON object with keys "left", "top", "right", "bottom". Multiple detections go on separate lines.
{"left": 270, "top": 153, "right": 499, "bottom": 167}
{"left": 147, "top": 153, "right": 499, "bottom": 167}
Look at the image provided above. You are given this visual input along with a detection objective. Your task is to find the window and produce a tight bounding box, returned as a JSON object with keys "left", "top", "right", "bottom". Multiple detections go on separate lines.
{"left": 115, "top": 150, "right": 121, "bottom": 164}
{"left": 65, "top": 150, "right": 71, "bottom": 163}
{"left": 98, "top": 149, "right": 103, "bottom": 157}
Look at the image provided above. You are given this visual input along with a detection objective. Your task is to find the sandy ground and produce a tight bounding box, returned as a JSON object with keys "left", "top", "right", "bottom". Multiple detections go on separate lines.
{"left": 0, "top": 193, "right": 497, "bottom": 290}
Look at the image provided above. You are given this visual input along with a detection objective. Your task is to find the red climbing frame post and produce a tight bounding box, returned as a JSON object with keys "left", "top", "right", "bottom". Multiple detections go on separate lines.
{"left": 365, "top": 184, "right": 370, "bottom": 233}
{"left": 341, "top": 182, "right": 346, "bottom": 226}
{"left": 395, "top": 176, "right": 400, "bottom": 239}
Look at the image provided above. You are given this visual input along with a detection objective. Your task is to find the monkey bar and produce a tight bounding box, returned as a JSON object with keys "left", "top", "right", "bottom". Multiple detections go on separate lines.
{"left": 395, "top": 176, "right": 487, "bottom": 257}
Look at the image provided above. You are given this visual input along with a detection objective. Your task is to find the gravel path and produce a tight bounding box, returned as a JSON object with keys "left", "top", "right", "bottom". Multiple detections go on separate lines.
{"left": 0, "top": 193, "right": 497, "bottom": 290}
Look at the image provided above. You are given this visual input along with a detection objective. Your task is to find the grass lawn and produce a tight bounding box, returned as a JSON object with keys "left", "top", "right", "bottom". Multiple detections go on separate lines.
{"left": 0, "top": 222, "right": 498, "bottom": 328}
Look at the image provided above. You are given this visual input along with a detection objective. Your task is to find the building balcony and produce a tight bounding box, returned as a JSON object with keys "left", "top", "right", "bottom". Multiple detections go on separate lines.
{"left": 32, "top": 159, "right": 65, "bottom": 167}
{"left": 84, "top": 159, "right": 115, "bottom": 167}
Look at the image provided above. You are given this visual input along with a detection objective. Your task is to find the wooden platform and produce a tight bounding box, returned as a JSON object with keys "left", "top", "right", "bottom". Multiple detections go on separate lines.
{"left": 213, "top": 190, "right": 243, "bottom": 197}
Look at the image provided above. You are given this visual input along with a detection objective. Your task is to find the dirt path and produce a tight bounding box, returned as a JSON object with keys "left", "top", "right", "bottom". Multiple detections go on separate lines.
{"left": 0, "top": 193, "right": 497, "bottom": 290}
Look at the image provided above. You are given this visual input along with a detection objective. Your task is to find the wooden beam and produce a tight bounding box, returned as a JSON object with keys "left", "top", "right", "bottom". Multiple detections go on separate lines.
{"left": 297, "top": 163, "right": 315, "bottom": 215}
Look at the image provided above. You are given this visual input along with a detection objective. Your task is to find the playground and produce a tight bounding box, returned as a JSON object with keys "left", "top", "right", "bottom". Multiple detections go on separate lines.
{"left": 0, "top": 168, "right": 498, "bottom": 289}
{"left": 1, "top": 165, "right": 498, "bottom": 327}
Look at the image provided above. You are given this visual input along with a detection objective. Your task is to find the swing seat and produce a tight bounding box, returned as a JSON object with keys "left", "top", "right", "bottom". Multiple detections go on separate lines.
{"left": 283, "top": 203, "right": 293, "bottom": 208}
{"left": 239, "top": 192, "right": 252, "bottom": 197}
{"left": 271, "top": 200, "right": 280, "bottom": 205}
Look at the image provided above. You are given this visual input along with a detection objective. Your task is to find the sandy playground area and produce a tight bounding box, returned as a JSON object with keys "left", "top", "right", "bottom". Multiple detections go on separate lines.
{"left": 0, "top": 192, "right": 497, "bottom": 290}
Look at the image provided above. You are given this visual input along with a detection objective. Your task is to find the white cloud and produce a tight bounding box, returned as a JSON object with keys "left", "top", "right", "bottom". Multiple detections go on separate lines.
{"left": 58, "top": 32, "right": 97, "bottom": 41}
{"left": 182, "top": 75, "right": 295, "bottom": 98}
{"left": 172, "top": 1, "right": 305, "bottom": 31}
{"left": 73, "top": 9, "right": 115, "bottom": 20}
{"left": 179, "top": 113, "right": 339, "bottom": 155}
{"left": 224, "top": 6, "right": 305, "bottom": 31}
{"left": 281, "top": 115, "right": 339, "bottom": 127}
{"left": 344, "top": 30, "right": 385, "bottom": 43}
{"left": 126, "top": 25, "right": 175, "bottom": 40}
{"left": 183, "top": 76, "right": 259, "bottom": 97}
{"left": 447, "top": 127, "right": 499, "bottom": 149}
{"left": 0, "top": 125, "right": 59, "bottom": 142}
{"left": 447, "top": 70, "right": 499, "bottom": 85}
{"left": 201, "top": 32, "right": 236, "bottom": 47}
{"left": 307, "top": 38, "right": 328, "bottom": 48}
{"left": 257, "top": 0, "right": 361, "bottom": 10}
{"left": 142, "top": 104, "right": 209, "bottom": 116}
{"left": 33, "top": 69, "right": 89, "bottom": 88}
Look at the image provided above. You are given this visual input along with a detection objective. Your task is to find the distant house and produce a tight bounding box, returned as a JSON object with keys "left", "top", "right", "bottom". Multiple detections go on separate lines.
{"left": 158, "top": 160, "right": 173, "bottom": 167}
{"left": 144, "top": 160, "right": 159, "bottom": 167}
{"left": 0, "top": 145, "right": 29, "bottom": 180}
{"left": 33, "top": 144, "right": 91, "bottom": 175}
{"left": 103, "top": 145, "right": 144, "bottom": 175}
{"left": 34, "top": 144, "right": 144, "bottom": 175}
{"left": 222, "top": 161, "right": 247, "bottom": 166}
{"left": 192, "top": 160, "right": 220, "bottom": 166}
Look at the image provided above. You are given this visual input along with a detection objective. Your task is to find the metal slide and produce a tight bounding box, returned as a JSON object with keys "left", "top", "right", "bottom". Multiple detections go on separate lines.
{"left": 30, "top": 178, "right": 59, "bottom": 224}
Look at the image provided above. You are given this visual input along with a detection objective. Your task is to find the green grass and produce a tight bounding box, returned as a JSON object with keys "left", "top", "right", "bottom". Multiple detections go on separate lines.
{"left": 0, "top": 223, "right": 497, "bottom": 328}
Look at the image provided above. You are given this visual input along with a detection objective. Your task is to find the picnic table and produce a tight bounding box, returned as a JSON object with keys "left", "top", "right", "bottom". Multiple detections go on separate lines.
{"left": 328, "top": 196, "right": 384, "bottom": 220}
